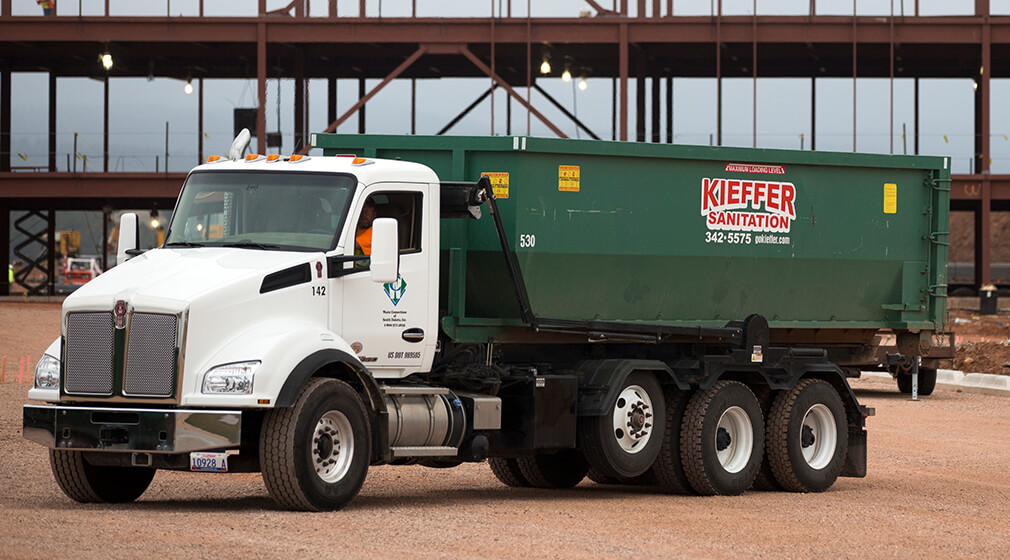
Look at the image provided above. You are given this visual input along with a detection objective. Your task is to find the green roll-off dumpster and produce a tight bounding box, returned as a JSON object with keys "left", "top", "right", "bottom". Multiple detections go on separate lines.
{"left": 316, "top": 133, "right": 948, "bottom": 343}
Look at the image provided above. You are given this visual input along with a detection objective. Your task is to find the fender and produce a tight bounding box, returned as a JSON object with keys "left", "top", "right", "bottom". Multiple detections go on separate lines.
{"left": 275, "top": 348, "right": 385, "bottom": 413}
{"left": 576, "top": 359, "right": 688, "bottom": 416}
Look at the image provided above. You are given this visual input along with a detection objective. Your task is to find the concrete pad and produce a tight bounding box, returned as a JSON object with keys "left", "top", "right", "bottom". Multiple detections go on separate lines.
{"left": 961, "top": 373, "right": 1010, "bottom": 391}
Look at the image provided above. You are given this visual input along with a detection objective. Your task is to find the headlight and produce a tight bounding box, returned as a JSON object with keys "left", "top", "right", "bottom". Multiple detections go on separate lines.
{"left": 202, "top": 361, "right": 259, "bottom": 394}
{"left": 35, "top": 354, "right": 60, "bottom": 389}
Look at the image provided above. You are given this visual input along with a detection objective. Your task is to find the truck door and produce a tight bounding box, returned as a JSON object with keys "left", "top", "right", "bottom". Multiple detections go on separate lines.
{"left": 337, "top": 185, "right": 432, "bottom": 378}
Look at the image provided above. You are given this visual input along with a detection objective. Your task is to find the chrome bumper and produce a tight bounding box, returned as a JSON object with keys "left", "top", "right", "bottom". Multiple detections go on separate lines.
{"left": 23, "top": 404, "right": 242, "bottom": 453}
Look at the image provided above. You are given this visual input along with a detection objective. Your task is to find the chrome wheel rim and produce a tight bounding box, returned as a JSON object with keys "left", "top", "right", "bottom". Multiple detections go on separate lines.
{"left": 800, "top": 404, "right": 836, "bottom": 470}
{"left": 611, "top": 385, "right": 654, "bottom": 454}
{"left": 716, "top": 406, "right": 754, "bottom": 474}
{"left": 312, "top": 410, "right": 353, "bottom": 483}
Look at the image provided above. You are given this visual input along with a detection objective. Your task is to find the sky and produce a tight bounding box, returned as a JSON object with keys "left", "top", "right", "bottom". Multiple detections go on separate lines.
{"left": 3, "top": 0, "right": 1005, "bottom": 179}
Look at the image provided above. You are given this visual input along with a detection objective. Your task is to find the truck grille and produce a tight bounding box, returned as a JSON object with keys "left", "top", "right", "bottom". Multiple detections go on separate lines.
{"left": 64, "top": 310, "right": 180, "bottom": 399}
{"left": 124, "top": 313, "right": 178, "bottom": 397}
{"left": 64, "top": 312, "right": 115, "bottom": 395}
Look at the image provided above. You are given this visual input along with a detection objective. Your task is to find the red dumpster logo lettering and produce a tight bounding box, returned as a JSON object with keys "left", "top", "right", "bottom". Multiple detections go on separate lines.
{"left": 701, "top": 178, "right": 796, "bottom": 233}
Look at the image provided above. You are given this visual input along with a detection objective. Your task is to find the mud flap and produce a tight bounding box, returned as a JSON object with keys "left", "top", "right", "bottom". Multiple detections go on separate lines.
{"left": 841, "top": 429, "right": 867, "bottom": 477}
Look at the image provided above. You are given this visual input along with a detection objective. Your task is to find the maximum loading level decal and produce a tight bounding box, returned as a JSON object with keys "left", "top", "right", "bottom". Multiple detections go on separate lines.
{"left": 701, "top": 177, "right": 795, "bottom": 246}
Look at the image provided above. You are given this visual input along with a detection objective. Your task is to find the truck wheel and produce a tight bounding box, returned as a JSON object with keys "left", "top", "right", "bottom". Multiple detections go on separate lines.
{"left": 488, "top": 458, "right": 532, "bottom": 487}
{"left": 260, "top": 377, "right": 371, "bottom": 511}
{"left": 680, "top": 380, "right": 763, "bottom": 496}
{"left": 750, "top": 387, "right": 783, "bottom": 492}
{"left": 516, "top": 449, "right": 589, "bottom": 488}
{"left": 49, "top": 449, "right": 155, "bottom": 503}
{"left": 896, "top": 368, "right": 937, "bottom": 396}
{"left": 652, "top": 388, "right": 694, "bottom": 494}
{"left": 579, "top": 372, "right": 665, "bottom": 479}
{"left": 767, "top": 379, "right": 848, "bottom": 493}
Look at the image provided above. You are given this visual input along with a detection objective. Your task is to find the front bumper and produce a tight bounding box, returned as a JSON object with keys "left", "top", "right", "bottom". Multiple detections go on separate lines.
{"left": 23, "top": 404, "right": 242, "bottom": 453}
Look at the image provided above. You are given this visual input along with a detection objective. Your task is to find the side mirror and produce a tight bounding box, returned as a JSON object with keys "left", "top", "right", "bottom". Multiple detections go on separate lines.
{"left": 369, "top": 217, "right": 399, "bottom": 284}
{"left": 117, "top": 213, "right": 139, "bottom": 265}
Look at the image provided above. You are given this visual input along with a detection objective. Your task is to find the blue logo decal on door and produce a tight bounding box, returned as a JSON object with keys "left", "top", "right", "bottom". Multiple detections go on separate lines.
{"left": 383, "top": 275, "right": 407, "bottom": 306}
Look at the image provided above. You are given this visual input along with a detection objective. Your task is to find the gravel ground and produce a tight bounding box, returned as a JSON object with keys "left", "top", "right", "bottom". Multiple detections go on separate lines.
{"left": 2, "top": 302, "right": 1009, "bottom": 559}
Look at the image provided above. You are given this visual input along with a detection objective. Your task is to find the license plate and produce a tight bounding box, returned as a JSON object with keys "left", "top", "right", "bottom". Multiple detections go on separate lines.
{"left": 190, "top": 452, "right": 228, "bottom": 472}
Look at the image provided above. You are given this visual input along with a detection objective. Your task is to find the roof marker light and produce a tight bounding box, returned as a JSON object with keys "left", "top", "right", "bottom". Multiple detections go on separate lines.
{"left": 245, "top": 154, "right": 261, "bottom": 162}
{"left": 352, "top": 157, "right": 373, "bottom": 166}
{"left": 266, "top": 154, "right": 281, "bottom": 162}
{"left": 206, "top": 155, "right": 222, "bottom": 163}
{"left": 288, "top": 154, "right": 309, "bottom": 163}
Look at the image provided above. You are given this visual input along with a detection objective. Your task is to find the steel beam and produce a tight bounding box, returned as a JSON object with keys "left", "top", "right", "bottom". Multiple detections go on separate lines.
{"left": 48, "top": 72, "right": 56, "bottom": 172}
{"left": 315, "top": 46, "right": 428, "bottom": 139}
{"left": 532, "top": 84, "right": 600, "bottom": 140}
{"left": 0, "top": 173, "right": 186, "bottom": 200}
{"left": 458, "top": 46, "right": 568, "bottom": 139}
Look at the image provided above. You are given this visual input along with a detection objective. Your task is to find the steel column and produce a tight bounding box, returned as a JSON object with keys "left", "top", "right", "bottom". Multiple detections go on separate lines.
{"left": 103, "top": 75, "right": 109, "bottom": 172}
{"left": 0, "top": 203, "right": 8, "bottom": 296}
{"left": 811, "top": 77, "right": 816, "bottom": 151}
{"left": 198, "top": 78, "right": 203, "bottom": 164}
{"left": 619, "top": 23, "right": 628, "bottom": 141}
{"left": 328, "top": 77, "right": 337, "bottom": 128}
{"left": 1, "top": 68, "right": 9, "bottom": 172}
{"left": 651, "top": 73, "right": 659, "bottom": 143}
{"left": 852, "top": 2, "right": 857, "bottom": 152}
{"left": 48, "top": 72, "right": 56, "bottom": 172}
{"left": 256, "top": 14, "right": 266, "bottom": 154}
{"left": 46, "top": 210, "right": 55, "bottom": 295}
{"left": 716, "top": 2, "right": 722, "bottom": 146}
{"left": 666, "top": 76, "right": 672, "bottom": 143}
{"left": 358, "top": 78, "right": 366, "bottom": 134}
{"left": 294, "top": 50, "right": 305, "bottom": 152}
{"left": 635, "top": 49, "right": 645, "bottom": 142}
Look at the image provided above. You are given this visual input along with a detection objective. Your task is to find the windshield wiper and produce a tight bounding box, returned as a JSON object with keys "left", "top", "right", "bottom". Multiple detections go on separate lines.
{"left": 164, "top": 241, "right": 206, "bottom": 248}
{"left": 222, "top": 241, "right": 281, "bottom": 250}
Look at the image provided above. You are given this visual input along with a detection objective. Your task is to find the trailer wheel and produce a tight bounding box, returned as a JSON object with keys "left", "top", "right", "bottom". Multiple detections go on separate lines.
{"left": 750, "top": 386, "right": 783, "bottom": 492}
{"left": 49, "top": 449, "right": 155, "bottom": 503}
{"left": 897, "top": 368, "right": 937, "bottom": 396}
{"left": 488, "top": 458, "right": 532, "bottom": 487}
{"left": 579, "top": 372, "right": 665, "bottom": 479}
{"left": 516, "top": 449, "right": 589, "bottom": 488}
{"left": 767, "top": 379, "right": 848, "bottom": 493}
{"left": 680, "top": 381, "right": 763, "bottom": 496}
{"left": 652, "top": 388, "right": 694, "bottom": 494}
{"left": 260, "top": 377, "right": 371, "bottom": 511}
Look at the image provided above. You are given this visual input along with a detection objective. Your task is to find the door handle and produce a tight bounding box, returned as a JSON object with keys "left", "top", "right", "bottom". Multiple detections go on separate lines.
{"left": 402, "top": 328, "right": 424, "bottom": 343}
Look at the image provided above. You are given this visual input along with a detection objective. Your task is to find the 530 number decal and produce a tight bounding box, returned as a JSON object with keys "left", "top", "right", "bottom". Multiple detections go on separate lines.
{"left": 519, "top": 234, "right": 536, "bottom": 248}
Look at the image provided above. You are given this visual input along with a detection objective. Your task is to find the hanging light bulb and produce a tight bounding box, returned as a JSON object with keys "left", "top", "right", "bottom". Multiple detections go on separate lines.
{"left": 578, "top": 77, "right": 588, "bottom": 91}
{"left": 540, "top": 57, "right": 551, "bottom": 74}
{"left": 562, "top": 66, "right": 572, "bottom": 82}
{"left": 100, "top": 52, "right": 113, "bottom": 71}
{"left": 184, "top": 80, "right": 193, "bottom": 95}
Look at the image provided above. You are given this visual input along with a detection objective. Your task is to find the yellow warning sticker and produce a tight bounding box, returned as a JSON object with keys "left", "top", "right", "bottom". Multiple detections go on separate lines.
{"left": 481, "top": 172, "right": 509, "bottom": 199}
{"left": 884, "top": 183, "right": 897, "bottom": 214}
{"left": 559, "top": 165, "right": 580, "bottom": 192}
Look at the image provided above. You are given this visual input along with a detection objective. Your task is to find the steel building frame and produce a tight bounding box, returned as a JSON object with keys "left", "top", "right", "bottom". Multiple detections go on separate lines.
{"left": 0, "top": 0, "right": 1005, "bottom": 294}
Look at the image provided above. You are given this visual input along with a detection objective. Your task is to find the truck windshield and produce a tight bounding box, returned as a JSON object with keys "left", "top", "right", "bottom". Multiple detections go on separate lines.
{"left": 164, "top": 171, "right": 356, "bottom": 252}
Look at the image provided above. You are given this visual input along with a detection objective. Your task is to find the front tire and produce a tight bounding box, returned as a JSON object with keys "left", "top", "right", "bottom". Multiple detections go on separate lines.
{"left": 767, "top": 379, "right": 848, "bottom": 493}
{"left": 49, "top": 450, "right": 155, "bottom": 503}
{"left": 680, "top": 381, "right": 764, "bottom": 496}
{"left": 260, "top": 377, "right": 371, "bottom": 511}
{"left": 579, "top": 372, "right": 665, "bottom": 479}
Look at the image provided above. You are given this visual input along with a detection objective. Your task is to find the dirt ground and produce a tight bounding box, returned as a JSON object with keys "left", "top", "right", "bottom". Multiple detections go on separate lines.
{"left": 2, "top": 301, "right": 1009, "bottom": 559}
{"left": 947, "top": 305, "right": 1010, "bottom": 374}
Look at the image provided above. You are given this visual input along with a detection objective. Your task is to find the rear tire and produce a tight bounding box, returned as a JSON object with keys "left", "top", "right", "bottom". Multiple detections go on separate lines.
{"left": 897, "top": 368, "right": 936, "bottom": 396}
{"left": 516, "top": 449, "right": 589, "bottom": 488}
{"left": 652, "top": 388, "right": 694, "bottom": 494}
{"left": 579, "top": 372, "right": 665, "bottom": 479}
{"left": 680, "top": 381, "right": 764, "bottom": 496}
{"left": 488, "top": 458, "right": 531, "bottom": 487}
{"left": 767, "top": 379, "right": 848, "bottom": 493}
{"left": 49, "top": 449, "right": 155, "bottom": 503}
{"left": 260, "top": 378, "right": 371, "bottom": 511}
{"left": 586, "top": 466, "right": 620, "bottom": 485}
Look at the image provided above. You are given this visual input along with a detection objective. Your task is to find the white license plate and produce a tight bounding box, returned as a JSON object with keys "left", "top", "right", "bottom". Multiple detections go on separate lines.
{"left": 190, "top": 452, "right": 228, "bottom": 472}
